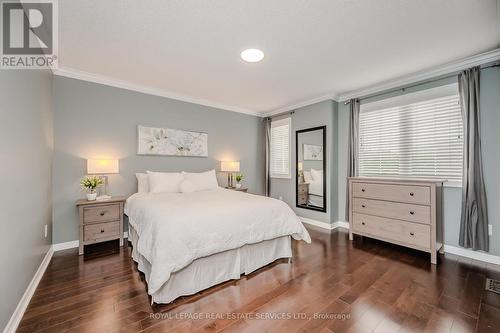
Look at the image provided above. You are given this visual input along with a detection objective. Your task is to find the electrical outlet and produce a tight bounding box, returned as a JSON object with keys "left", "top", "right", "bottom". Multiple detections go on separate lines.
{"left": 488, "top": 224, "right": 493, "bottom": 236}
{"left": 279, "top": 195, "right": 283, "bottom": 201}
{"left": 44, "top": 224, "right": 48, "bottom": 238}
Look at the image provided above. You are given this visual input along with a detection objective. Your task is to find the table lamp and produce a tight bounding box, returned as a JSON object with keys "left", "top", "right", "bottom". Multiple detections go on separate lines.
{"left": 220, "top": 161, "right": 240, "bottom": 188}
{"left": 87, "top": 159, "right": 119, "bottom": 199}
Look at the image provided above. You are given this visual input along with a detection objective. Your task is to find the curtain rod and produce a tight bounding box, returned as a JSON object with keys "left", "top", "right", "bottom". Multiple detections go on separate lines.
{"left": 264, "top": 110, "right": 295, "bottom": 120}
{"left": 343, "top": 63, "right": 500, "bottom": 105}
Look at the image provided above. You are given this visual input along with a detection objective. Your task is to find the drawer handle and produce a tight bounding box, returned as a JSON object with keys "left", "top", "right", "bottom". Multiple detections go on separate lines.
{"left": 409, "top": 232, "right": 415, "bottom": 236}
{"left": 361, "top": 222, "right": 366, "bottom": 226}
{"left": 100, "top": 229, "right": 105, "bottom": 233}
{"left": 409, "top": 192, "right": 414, "bottom": 196}
{"left": 361, "top": 204, "right": 366, "bottom": 208}
{"left": 100, "top": 211, "right": 106, "bottom": 216}
{"left": 361, "top": 188, "right": 366, "bottom": 192}
{"left": 409, "top": 211, "right": 415, "bottom": 215}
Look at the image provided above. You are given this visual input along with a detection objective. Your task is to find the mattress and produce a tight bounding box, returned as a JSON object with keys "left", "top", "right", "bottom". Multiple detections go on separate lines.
{"left": 128, "top": 224, "right": 292, "bottom": 304}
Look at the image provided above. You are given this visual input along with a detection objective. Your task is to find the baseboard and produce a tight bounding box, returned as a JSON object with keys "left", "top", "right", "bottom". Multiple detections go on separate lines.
{"left": 299, "top": 217, "right": 334, "bottom": 230}
{"left": 333, "top": 221, "right": 350, "bottom": 229}
{"left": 300, "top": 217, "right": 500, "bottom": 266}
{"left": 299, "top": 217, "right": 349, "bottom": 231}
{"left": 443, "top": 244, "right": 500, "bottom": 266}
{"left": 52, "top": 240, "right": 79, "bottom": 251}
{"left": 3, "top": 246, "right": 54, "bottom": 333}
{"left": 53, "top": 232, "right": 129, "bottom": 252}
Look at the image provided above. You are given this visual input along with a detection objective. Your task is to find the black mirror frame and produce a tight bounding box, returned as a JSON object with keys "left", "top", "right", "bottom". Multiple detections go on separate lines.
{"left": 295, "top": 125, "right": 327, "bottom": 213}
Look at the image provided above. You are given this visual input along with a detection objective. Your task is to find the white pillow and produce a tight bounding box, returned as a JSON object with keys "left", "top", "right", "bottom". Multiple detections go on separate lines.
{"left": 136, "top": 173, "right": 149, "bottom": 193}
{"left": 147, "top": 171, "right": 184, "bottom": 193}
{"left": 303, "top": 170, "right": 313, "bottom": 183}
{"left": 182, "top": 169, "right": 218, "bottom": 191}
{"left": 179, "top": 180, "right": 196, "bottom": 193}
{"left": 311, "top": 169, "right": 324, "bottom": 182}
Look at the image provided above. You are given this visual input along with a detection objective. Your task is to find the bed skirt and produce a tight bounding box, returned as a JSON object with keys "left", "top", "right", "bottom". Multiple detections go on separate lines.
{"left": 128, "top": 225, "right": 292, "bottom": 304}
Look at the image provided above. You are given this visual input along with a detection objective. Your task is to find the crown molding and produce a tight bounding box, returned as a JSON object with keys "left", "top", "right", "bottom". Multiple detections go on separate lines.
{"left": 264, "top": 48, "right": 500, "bottom": 115}
{"left": 262, "top": 92, "right": 338, "bottom": 117}
{"left": 337, "top": 48, "right": 500, "bottom": 101}
{"left": 53, "top": 67, "right": 261, "bottom": 116}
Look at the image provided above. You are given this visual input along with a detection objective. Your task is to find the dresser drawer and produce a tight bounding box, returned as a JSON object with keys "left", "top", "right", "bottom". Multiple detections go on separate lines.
{"left": 298, "top": 193, "right": 308, "bottom": 205}
{"left": 84, "top": 221, "right": 120, "bottom": 242}
{"left": 352, "top": 213, "right": 430, "bottom": 249}
{"left": 352, "top": 182, "right": 430, "bottom": 205}
{"left": 352, "top": 198, "right": 431, "bottom": 224}
{"left": 298, "top": 184, "right": 308, "bottom": 194}
{"left": 83, "top": 204, "right": 120, "bottom": 224}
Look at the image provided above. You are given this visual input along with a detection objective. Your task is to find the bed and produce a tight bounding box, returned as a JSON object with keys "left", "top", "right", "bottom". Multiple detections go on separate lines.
{"left": 124, "top": 187, "right": 311, "bottom": 304}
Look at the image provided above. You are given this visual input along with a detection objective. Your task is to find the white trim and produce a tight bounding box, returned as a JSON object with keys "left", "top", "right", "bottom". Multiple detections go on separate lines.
{"left": 443, "top": 245, "right": 500, "bottom": 266}
{"left": 264, "top": 49, "right": 500, "bottom": 115}
{"left": 301, "top": 218, "right": 500, "bottom": 265}
{"left": 300, "top": 217, "right": 334, "bottom": 230}
{"left": 443, "top": 181, "right": 462, "bottom": 188}
{"left": 337, "top": 48, "right": 500, "bottom": 101}
{"left": 52, "top": 240, "right": 79, "bottom": 251}
{"left": 333, "top": 221, "right": 350, "bottom": 229}
{"left": 53, "top": 232, "right": 129, "bottom": 252}
{"left": 299, "top": 217, "right": 349, "bottom": 231}
{"left": 3, "top": 246, "right": 54, "bottom": 333}
{"left": 263, "top": 93, "right": 338, "bottom": 117}
{"left": 53, "top": 67, "right": 260, "bottom": 116}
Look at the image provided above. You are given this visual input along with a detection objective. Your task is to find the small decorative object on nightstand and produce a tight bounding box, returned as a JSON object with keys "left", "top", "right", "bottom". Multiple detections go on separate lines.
{"left": 80, "top": 175, "right": 104, "bottom": 201}
{"left": 234, "top": 173, "right": 244, "bottom": 189}
{"left": 76, "top": 196, "right": 126, "bottom": 255}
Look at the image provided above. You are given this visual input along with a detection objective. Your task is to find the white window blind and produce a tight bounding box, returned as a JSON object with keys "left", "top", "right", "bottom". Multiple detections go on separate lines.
{"left": 271, "top": 118, "right": 291, "bottom": 178}
{"left": 358, "top": 84, "right": 463, "bottom": 183}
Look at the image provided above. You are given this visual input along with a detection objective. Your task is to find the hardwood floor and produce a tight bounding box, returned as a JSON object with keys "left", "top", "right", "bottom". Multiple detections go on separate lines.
{"left": 18, "top": 226, "right": 500, "bottom": 333}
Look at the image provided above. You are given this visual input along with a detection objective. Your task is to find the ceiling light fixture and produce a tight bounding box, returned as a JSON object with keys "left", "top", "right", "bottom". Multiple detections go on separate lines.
{"left": 241, "top": 49, "right": 264, "bottom": 63}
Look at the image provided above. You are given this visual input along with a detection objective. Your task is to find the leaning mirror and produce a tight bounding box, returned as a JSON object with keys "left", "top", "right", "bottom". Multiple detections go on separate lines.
{"left": 296, "top": 126, "right": 326, "bottom": 212}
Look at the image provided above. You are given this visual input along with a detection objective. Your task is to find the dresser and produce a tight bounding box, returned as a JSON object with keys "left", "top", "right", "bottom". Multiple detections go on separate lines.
{"left": 297, "top": 182, "right": 309, "bottom": 205}
{"left": 348, "top": 177, "right": 444, "bottom": 264}
{"left": 76, "top": 196, "right": 126, "bottom": 255}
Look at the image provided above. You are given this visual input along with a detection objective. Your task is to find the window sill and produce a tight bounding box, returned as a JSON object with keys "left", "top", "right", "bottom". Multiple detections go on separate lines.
{"left": 443, "top": 181, "right": 462, "bottom": 188}
{"left": 271, "top": 175, "right": 292, "bottom": 180}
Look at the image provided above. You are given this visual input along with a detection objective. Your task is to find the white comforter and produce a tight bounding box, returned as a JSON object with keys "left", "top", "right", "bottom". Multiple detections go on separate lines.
{"left": 125, "top": 188, "right": 311, "bottom": 294}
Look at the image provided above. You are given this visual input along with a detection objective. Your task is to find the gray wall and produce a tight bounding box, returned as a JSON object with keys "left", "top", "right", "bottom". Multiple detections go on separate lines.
{"left": 52, "top": 76, "right": 264, "bottom": 244}
{"left": 270, "top": 100, "right": 339, "bottom": 224}
{"left": 338, "top": 67, "right": 500, "bottom": 256}
{"left": 0, "top": 70, "right": 53, "bottom": 330}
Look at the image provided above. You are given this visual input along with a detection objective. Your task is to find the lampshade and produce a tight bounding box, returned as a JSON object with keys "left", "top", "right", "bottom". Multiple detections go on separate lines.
{"left": 220, "top": 161, "right": 240, "bottom": 172}
{"left": 87, "top": 159, "right": 119, "bottom": 174}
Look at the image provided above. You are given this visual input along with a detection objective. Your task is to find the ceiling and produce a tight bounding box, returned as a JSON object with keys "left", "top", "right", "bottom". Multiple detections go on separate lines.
{"left": 57, "top": 0, "right": 500, "bottom": 114}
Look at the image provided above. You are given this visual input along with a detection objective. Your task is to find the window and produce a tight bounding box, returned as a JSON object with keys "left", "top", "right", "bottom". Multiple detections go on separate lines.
{"left": 358, "top": 84, "right": 463, "bottom": 184}
{"left": 271, "top": 117, "right": 291, "bottom": 178}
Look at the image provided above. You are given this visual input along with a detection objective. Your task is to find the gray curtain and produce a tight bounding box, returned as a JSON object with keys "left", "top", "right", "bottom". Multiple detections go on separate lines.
{"left": 458, "top": 67, "right": 489, "bottom": 251}
{"left": 345, "top": 98, "right": 360, "bottom": 220}
{"left": 265, "top": 117, "right": 272, "bottom": 197}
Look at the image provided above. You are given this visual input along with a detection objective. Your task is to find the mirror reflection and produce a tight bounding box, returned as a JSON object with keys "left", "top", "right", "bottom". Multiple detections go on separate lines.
{"left": 296, "top": 126, "right": 326, "bottom": 212}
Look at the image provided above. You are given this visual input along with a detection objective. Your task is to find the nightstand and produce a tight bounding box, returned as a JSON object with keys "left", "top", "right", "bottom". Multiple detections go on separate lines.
{"left": 226, "top": 187, "right": 248, "bottom": 192}
{"left": 297, "top": 183, "right": 309, "bottom": 205}
{"left": 76, "top": 196, "right": 126, "bottom": 255}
